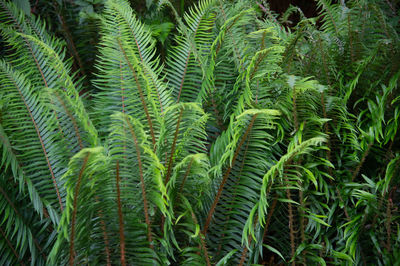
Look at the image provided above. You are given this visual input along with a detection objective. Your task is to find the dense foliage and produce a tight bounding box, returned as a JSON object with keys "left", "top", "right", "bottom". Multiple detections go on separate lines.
{"left": 0, "top": 0, "right": 399, "bottom": 265}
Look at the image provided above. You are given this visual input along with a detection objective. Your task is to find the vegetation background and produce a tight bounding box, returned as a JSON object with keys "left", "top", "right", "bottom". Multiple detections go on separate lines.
{"left": 0, "top": 0, "right": 399, "bottom": 265}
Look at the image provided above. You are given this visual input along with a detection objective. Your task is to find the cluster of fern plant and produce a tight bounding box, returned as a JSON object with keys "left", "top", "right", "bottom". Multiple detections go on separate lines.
{"left": 0, "top": 0, "right": 399, "bottom": 265}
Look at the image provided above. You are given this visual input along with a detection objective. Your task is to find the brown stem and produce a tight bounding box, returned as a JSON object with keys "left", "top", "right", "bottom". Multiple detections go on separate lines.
{"left": 10, "top": 76, "right": 63, "bottom": 211}
{"left": 286, "top": 178, "right": 296, "bottom": 266}
{"left": 54, "top": 2, "right": 86, "bottom": 78}
{"left": 262, "top": 197, "right": 278, "bottom": 241}
{"left": 190, "top": 212, "right": 211, "bottom": 266}
{"left": 0, "top": 226, "right": 25, "bottom": 266}
{"left": 124, "top": 118, "right": 153, "bottom": 249}
{"left": 347, "top": 13, "right": 354, "bottom": 64}
{"left": 53, "top": 91, "right": 83, "bottom": 149}
{"left": 202, "top": 114, "right": 258, "bottom": 235}
{"left": 178, "top": 157, "right": 194, "bottom": 195}
{"left": 386, "top": 198, "right": 393, "bottom": 252}
{"left": 117, "top": 39, "right": 156, "bottom": 149}
{"left": 321, "top": 90, "right": 351, "bottom": 220}
{"left": 69, "top": 153, "right": 90, "bottom": 266}
{"left": 319, "top": 39, "right": 331, "bottom": 85}
{"left": 352, "top": 142, "right": 373, "bottom": 181}
{"left": 115, "top": 161, "right": 126, "bottom": 266}
{"left": 165, "top": 108, "right": 184, "bottom": 184}
{"left": 95, "top": 197, "right": 111, "bottom": 266}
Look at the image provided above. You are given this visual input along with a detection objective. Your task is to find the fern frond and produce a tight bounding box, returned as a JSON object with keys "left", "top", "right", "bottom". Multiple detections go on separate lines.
{"left": 165, "top": 0, "right": 217, "bottom": 103}
{"left": 0, "top": 60, "right": 68, "bottom": 213}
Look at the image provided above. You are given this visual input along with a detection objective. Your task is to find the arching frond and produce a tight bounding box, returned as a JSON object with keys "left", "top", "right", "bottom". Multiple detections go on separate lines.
{"left": 203, "top": 109, "right": 281, "bottom": 264}
{"left": 164, "top": 0, "right": 217, "bottom": 103}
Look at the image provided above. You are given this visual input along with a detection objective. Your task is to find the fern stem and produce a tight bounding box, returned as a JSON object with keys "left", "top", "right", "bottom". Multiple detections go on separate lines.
{"left": 115, "top": 161, "right": 126, "bottom": 266}
{"left": 117, "top": 39, "right": 156, "bottom": 149}
{"left": 0, "top": 186, "right": 46, "bottom": 260}
{"left": 0, "top": 226, "right": 25, "bottom": 266}
{"left": 217, "top": 136, "right": 251, "bottom": 256}
{"left": 190, "top": 211, "right": 211, "bottom": 266}
{"left": 178, "top": 157, "right": 194, "bottom": 195}
{"left": 347, "top": 13, "right": 354, "bottom": 64}
{"left": 165, "top": 108, "right": 183, "bottom": 184}
{"left": 95, "top": 198, "right": 111, "bottom": 266}
{"left": 285, "top": 174, "right": 296, "bottom": 266}
{"left": 124, "top": 118, "right": 153, "bottom": 249}
{"left": 262, "top": 197, "right": 278, "bottom": 241}
{"left": 203, "top": 114, "right": 258, "bottom": 235}
{"left": 386, "top": 198, "right": 393, "bottom": 252}
{"left": 0, "top": 2, "right": 50, "bottom": 87}
{"left": 320, "top": 92, "right": 350, "bottom": 220}
{"left": 55, "top": 7, "right": 86, "bottom": 78}
{"left": 53, "top": 91, "right": 84, "bottom": 149}
{"left": 351, "top": 142, "right": 372, "bottom": 181}
{"left": 218, "top": 1, "right": 244, "bottom": 71}
{"left": 120, "top": 62, "right": 126, "bottom": 114}
{"left": 12, "top": 76, "right": 63, "bottom": 211}
{"left": 322, "top": 0, "right": 339, "bottom": 36}
{"left": 238, "top": 242, "right": 249, "bottom": 266}
{"left": 318, "top": 37, "right": 331, "bottom": 85}
{"left": 69, "top": 153, "right": 90, "bottom": 266}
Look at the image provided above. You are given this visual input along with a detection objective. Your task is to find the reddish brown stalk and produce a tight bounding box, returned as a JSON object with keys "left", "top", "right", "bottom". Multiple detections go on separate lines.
{"left": 210, "top": 95, "right": 224, "bottom": 130}
{"left": 318, "top": 38, "right": 331, "bottom": 85}
{"left": 320, "top": 92, "right": 351, "bottom": 220}
{"left": 218, "top": 2, "right": 244, "bottom": 71}
{"left": 95, "top": 197, "right": 111, "bottom": 266}
{"left": 124, "top": 118, "right": 153, "bottom": 249}
{"left": 0, "top": 226, "right": 25, "bottom": 266}
{"left": 292, "top": 87, "right": 298, "bottom": 130}
{"left": 352, "top": 142, "right": 372, "bottom": 181}
{"left": 120, "top": 62, "right": 125, "bottom": 114}
{"left": 262, "top": 197, "right": 278, "bottom": 241}
{"left": 386, "top": 198, "right": 393, "bottom": 252}
{"left": 202, "top": 114, "right": 258, "bottom": 235}
{"left": 239, "top": 213, "right": 260, "bottom": 266}
{"left": 54, "top": 3, "right": 86, "bottom": 78}
{"left": 0, "top": 186, "right": 20, "bottom": 216}
{"left": 117, "top": 39, "right": 156, "bottom": 148}
{"left": 177, "top": 52, "right": 191, "bottom": 103}
{"left": 347, "top": 14, "right": 354, "bottom": 64}
{"left": 256, "top": 1, "right": 280, "bottom": 26}
{"left": 123, "top": 18, "right": 164, "bottom": 113}
{"left": 286, "top": 179, "right": 296, "bottom": 266}
{"left": 217, "top": 137, "right": 251, "bottom": 256}
{"left": 176, "top": 8, "right": 202, "bottom": 103}
{"left": 50, "top": 97, "right": 66, "bottom": 140}
{"left": 292, "top": 84, "right": 305, "bottom": 262}
{"left": 0, "top": 186, "right": 47, "bottom": 258}
{"left": 178, "top": 157, "right": 194, "bottom": 194}
{"left": 115, "top": 161, "right": 126, "bottom": 266}
{"left": 199, "top": 234, "right": 211, "bottom": 266}
{"left": 1, "top": 3, "right": 48, "bottom": 88}
{"left": 323, "top": 1, "right": 339, "bottom": 35}
{"left": 54, "top": 91, "right": 83, "bottom": 149}
{"left": 238, "top": 243, "right": 249, "bottom": 266}
{"left": 165, "top": 109, "right": 183, "bottom": 184}
{"left": 11, "top": 77, "right": 63, "bottom": 211}
{"left": 69, "top": 153, "right": 90, "bottom": 266}
{"left": 190, "top": 212, "right": 211, "bottom": 266}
